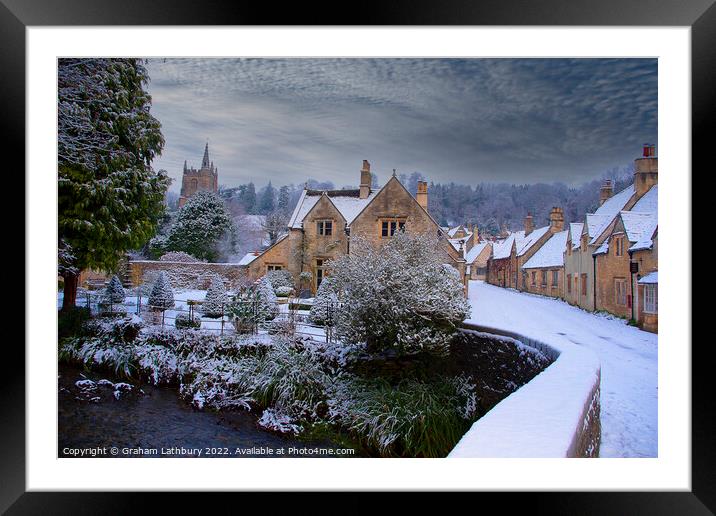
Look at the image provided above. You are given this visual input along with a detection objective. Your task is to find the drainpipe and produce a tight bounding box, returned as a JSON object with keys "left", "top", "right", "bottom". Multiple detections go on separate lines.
{"left": 628, "top": 250, "right": 636, "bottom": 322}
{"left": 592, "top": 253, "right": 597, "bottom": 311}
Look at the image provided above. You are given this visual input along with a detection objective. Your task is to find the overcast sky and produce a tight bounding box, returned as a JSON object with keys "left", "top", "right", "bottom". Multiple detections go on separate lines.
{"left": 145, "top": 58, "right": 657, "bottom": 192}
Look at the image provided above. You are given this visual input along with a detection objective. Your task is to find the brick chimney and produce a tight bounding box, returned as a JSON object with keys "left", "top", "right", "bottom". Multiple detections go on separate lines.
{"left": 599, "top": 179, "right": 613, "bottom": 206}
{"left": 416, "top": 180, "right": 428, "bottom": 211}
{"left": 634, "top": 143, "right": 658, "bottom": 198}
{"left": 524, "top": 213, "right": 534, "bottom": 236}
{"left": 549, "top": 206, "right": 564, "bottom": 233}
{"left": 359, "top": 160, "right": 371, "bottom": 199}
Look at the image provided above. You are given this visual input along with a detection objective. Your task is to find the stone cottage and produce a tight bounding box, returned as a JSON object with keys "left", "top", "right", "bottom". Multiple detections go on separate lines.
{"left": 242, "top": 160, "right": 467, "bottom": 294}
{"left": 593, "top": 186, "right": 657, "bottom": 328}
{"left": 564, "top": 144, "right": 658, "bottom": 313}
{"left": 486, "top": 208, "right": 565, "bottom": 291}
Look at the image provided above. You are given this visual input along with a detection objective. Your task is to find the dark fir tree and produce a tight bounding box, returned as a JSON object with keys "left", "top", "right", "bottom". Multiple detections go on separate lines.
{"left": 58, "top": 58, "right": 168, "bottom": 311}
{"left": 259, "top": 181, "right": 276, "bottom": 214}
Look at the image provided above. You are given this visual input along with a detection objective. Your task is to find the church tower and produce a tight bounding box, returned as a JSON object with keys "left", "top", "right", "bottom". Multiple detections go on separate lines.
{"left": 178, "top": 142, "right": 219, "bottom": 207}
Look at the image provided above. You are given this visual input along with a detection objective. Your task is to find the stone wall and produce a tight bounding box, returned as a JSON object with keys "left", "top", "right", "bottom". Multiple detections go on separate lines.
{"left": 522, "top": 267, "right": 564, "bottom": 299}
{"left": 127, "top": 260, "right": 246, "bottom": 290}
{"left": 449, "top": 322, "right": 601, "bottom": 458}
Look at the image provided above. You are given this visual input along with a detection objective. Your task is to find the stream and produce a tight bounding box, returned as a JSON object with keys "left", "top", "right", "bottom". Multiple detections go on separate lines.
{"left": 58, "top": 363, "right": 353, "bottom": 458}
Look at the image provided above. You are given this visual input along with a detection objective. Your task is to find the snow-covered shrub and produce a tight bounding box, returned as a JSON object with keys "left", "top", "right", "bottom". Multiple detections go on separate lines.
{"left": 226, "top": 278, "right": 278, "bottom": 332}
{"left": 175, "top": 313, "right": 201, "bottom": 330}
{"left": 325, "top": 373, "right": 477, "bottom": 457}
{"left": 257, "top": 276, "right": 278, "bottom": 314}
{"left": 159, "top": 251, "right": 203, "bottom": 263}
{"left": 266, "top": 270, "right": 294, "bottom": 292}
{"left": 201, "top": 277, "right": 228, "bottom": 318}
{"left": 147, "top": 234, "right": 168, "bottom": 259}
{"left": 226, "top": 286, "right": 262, "bottom": 334}
{"left": 164, "top": 191, "right": 235, "bottom": 262}
{"left": 59, "top": 315, "right": 145, "bottom": 377}
{"left": 309, "top": 277, "right": 339, "bottom": 325}
{"left": 330, "top": 232, "right": 470, "bottom": 357}
{"left": 101, "top": 275, "right": 126, "bottom": 304}
{"left": 148, "top": 271, "right": 174, "bottom": 309}
{"left": 275, "top": 286, "right": 293, "bottom": 297}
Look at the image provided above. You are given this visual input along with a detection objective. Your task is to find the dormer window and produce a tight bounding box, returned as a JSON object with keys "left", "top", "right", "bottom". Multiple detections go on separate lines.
{"left": 317, "top": 220, "right": 333, "bottom": 236}
{"left": 614, "top": 235, "right": 624, "bottom": 256}
{"left": 381, "top": 218, "right": 406, "bottom": 237}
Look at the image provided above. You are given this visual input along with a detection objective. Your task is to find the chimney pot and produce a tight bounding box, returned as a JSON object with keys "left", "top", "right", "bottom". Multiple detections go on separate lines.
{"left": 549, "top": 206, "right": 564, "bottom": 233}
{"left": 359, "top": 160, "right": 372, "bottom": 199}
{"left": 599, "top": 179, "right": 614, "bottom": 206}
{"left": 416, "top": 180, "right": 428, "bottom": 210}
{"left": 524, "top": 213, "right": 534, "bottom": 236}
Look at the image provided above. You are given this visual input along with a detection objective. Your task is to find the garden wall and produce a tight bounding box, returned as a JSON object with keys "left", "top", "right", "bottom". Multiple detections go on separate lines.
{"left": 127, "top": 260, "right": 247, "bottom": 290}
{"left": 449, "top": 322, "right": 601, "bottom": 458}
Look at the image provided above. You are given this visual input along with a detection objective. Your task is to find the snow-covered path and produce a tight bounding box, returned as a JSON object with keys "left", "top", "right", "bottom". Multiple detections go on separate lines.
{"left": 466, "top": 280, "right": 657, "bottom": 458}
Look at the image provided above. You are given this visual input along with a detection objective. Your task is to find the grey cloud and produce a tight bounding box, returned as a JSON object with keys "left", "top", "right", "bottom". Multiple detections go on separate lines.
{"left": 145, "top": 58, "right": 657, "bottom": 189}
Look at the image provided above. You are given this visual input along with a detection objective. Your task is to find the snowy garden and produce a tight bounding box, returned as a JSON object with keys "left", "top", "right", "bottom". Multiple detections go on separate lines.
{"left": 58, "top": 233, "right": 553, "bottom": 457}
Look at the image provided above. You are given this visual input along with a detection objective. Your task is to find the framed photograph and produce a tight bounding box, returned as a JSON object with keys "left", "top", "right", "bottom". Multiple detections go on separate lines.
{"left": 6, "top": 0, "right": 710, "bottom": 510}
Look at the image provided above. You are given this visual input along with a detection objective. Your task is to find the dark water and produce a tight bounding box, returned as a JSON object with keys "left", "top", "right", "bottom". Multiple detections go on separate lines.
{"left": 58, "top": 364, "right": 353, "bottom": 458}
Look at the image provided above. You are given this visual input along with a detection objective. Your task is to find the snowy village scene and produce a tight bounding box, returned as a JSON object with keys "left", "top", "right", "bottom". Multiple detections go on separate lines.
{"left": 57, "top": 58, "right": 658, "bottom": 459}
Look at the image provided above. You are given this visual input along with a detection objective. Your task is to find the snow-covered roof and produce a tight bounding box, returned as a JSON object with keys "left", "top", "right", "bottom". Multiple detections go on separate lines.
{"left": 593, "top": 241, "right": 609, "bottom": 256}
{"left": 522, "top": 230, "right": 568, "bottom": 269}
{"left": 585, "top": 213, "right": 612, "bottom": 239}
{"left": 588, "top": 185, "right": 636, "bottom": 244}
{"left": 631, "top": 184, "right": 658, "bottom": 213}
{"left": 237, "top": 253, "right": 258, "bottom": 266}
{"left": 621, "top": 211, "right": 657, "bottom": 244}
{"left": 287, "top": 188, "right": 381, "bottom": 229}
{"left": 465, "top": 241, "right": 491, "bottom": 263}
{"left": 449, "top": 233, "right": 474, "bottom": 251}
{"left": 569, "top": 222, "right": 584, "bottom": 249}
{"left": 516, "top": 226, "right": 550, "bottom": 257}
{"left": 638, "top": 271, "right": 658, "bottom": 284}
{"left": 492, "top": 233, "right": 516, "bottom": 260}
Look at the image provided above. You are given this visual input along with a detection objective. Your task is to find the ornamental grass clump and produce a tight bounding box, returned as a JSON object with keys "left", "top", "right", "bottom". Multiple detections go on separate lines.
{"left": 325, "top": 373, "right": 478, "bottom": 457}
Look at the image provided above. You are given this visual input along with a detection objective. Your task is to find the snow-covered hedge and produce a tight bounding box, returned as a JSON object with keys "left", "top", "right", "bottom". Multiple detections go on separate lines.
{"left": 175, "top": 313, "right": 201, "bottom": 330}
{"left": 159, "top": 251, "right": 203, "bottom": 263}
{"left": 330, "top": 232, "right": 470, "bottom": 356}
{"left": 266, "top": 270, "right": 294, "bottom": 292}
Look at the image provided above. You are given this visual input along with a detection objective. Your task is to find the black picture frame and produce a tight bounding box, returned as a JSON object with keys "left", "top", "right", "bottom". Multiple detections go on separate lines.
{"left": 4, "top": 0, "right": 710, "bottom": 511}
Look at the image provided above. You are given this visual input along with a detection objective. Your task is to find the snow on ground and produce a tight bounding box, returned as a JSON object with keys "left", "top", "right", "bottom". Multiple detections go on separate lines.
{"left": 59, "top": 289, "right": 328, "bottom": 338}
{"left": 466, "top": 280, "right": 657, "bottom": 458}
